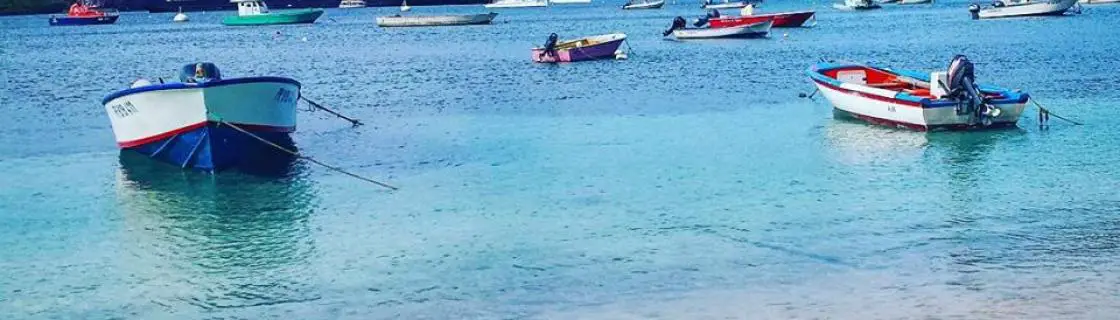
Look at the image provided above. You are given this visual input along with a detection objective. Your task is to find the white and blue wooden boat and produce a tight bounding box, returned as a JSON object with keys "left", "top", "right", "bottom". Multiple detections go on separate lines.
{"left": 807, "top": 56, "right": 1030, "bottom": 131}
{"left": 102, "top": 63, "right": 300, "bottom": 171}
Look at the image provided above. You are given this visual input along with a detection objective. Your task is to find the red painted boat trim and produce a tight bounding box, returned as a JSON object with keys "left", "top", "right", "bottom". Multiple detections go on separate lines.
{"left": 118, "top": 121, "right": 296, "bottom": 148}
{"left": 812, "top": 78, "right": 923, "bottom": 107}
{"left": 710, "top": 11, "right": 815, "bottom": 28}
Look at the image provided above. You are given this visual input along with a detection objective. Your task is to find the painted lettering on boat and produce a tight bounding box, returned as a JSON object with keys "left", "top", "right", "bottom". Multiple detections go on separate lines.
{"left": 274, "top": 88, "right": 296, "bottom": 104}
{"left": 888, "top": 106, "right": 896, "bottom": 112}
{"left": 110, "top": 101, "right": 139, "bottom": 118}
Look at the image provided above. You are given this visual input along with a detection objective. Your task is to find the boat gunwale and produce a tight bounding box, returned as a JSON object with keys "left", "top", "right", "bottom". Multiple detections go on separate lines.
{"left": 102, "top": 76, "right": 302, "bottom": 105}
{"left": 807, "top": 62, "right": 1029, "bottom": 109}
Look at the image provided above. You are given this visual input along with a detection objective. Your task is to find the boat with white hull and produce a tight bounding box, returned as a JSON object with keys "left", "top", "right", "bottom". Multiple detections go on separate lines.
{"left": 623, "top": 0, "right": 664, "bottom": 8}
{"left": 834, "top": 0, "right": 881, "bottom": 10}
{"left": 665, "top": 19, "right": 772, "bottom": 39}
{"left": 807, "top": 56, "right": 1029, "bottom": 131}
{"left": 102, "top": 63, "right": 300, "bottom": 171}
{"left": 969, "top": 0, "right": 1079, "bottom": 19}
{"left": 551, "top": 0, "right": 590, "bottom": 4}
{"left": 484, "top": 0, "right": 548, "bottom": 8}
{"left": 377, "top": 12, "right": 497, "bottom": 26}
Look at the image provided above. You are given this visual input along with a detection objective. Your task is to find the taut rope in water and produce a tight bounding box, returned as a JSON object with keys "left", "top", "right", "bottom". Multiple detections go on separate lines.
{"left": 1032, "top": 100, "right": 1082, "bottom": 126}
{"left": 300, "top": 96, "right": 363, "bottom": 127}
{"left": 210, "top": 113, "right": 398, "bottom": 191}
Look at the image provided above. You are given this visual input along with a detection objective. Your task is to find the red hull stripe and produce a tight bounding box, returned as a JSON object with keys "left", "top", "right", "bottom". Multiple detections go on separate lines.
{"left": 813, "top": 79, "right": 923, "bottom": 107}
{"left": 117, "top": 121, "right": 295, "bottom": 148}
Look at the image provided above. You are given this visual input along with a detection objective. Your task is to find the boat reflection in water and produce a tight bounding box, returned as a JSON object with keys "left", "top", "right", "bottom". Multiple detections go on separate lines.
{"left": 822, "top": 117, "right": 930, "bottom": 166}
{"left": 114, "top": 151, "right": 320, "bottom": 312}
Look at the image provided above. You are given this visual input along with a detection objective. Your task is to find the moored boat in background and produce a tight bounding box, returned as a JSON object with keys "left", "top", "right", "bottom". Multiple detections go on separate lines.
{"left": 833, "top": 0, "right": 881, "bottom": 10}
{"left": 1080, "top": 0, "right": 1120, "bottom": 4}
{"left": 664, "top": 16, "right": 772, "bottom": 39}
{"left": 485, "top": 0, "right": 548, "bottom": 8}
{"left": 532, "top": 33, "right": 628, "bottom": 63}
{"left": 102, "top": 63, "right": 300, "bottom": 171}
{"left": 49, "top": 2, "right": 120, "bottom": 26}
{"left": 221, "top": 0, "right": 323, "bottom": 26}
{"left": 622, "top": 0, "right": 664, "bottom": 9}
{"left": 807, "top": 56, "right": 1029, "bottom": 131}
{"left": 703, "top": 0, "right": 748, "bottom": 9}
{"left": 376, "top": 12, "right": 498, "bottom": 27}
{"left": 709, "top": 10, "right": 815, "bottom": 28}
{"left": 338, "top": 0, "right": 366, "bottom": 7}
{"left": 968, "top": 0, "right": 1079, "bottom": 19}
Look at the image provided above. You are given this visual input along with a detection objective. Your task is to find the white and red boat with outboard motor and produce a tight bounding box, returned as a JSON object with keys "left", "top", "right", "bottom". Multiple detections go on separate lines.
{"left": 663, "top": 15, "right": 773, "bottom": 39}
{"left": 807, "top": 56, "right": 1030, "bottom": 131}
{"left": 709, "top": 10, "right": 815, "bottom": 28}
{"left": 102, "top": 63, "right": 300, "bottom": 171}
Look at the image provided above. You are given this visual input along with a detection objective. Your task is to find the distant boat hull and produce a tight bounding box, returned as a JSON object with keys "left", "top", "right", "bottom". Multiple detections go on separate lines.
{"left": 484, "top": 0, "right": 548, "bottom": 7}
{"left": 102, "top": 77, "right": 300, "bottom": 171}
{"left": 622, "top": 0, "right": 664, "bottom": 9}
{"left": 971, "top": 0, "right": 1078, "bottom": 19}
{"left": 376, "top": 12, "right": 498, "bottom": 27}
{"left": 1080, "top": 0, "right": 1120, "bottom": 4}
{"left": 703, "top": 1, "right": 747, "bottom": 9}
{"left": 49, "top": 14, "right": 119, "bottom": 26}
{"left": 532, "top": 33, "right": 627, "bottom": 63}
{"left": 833, "top": 3, "right": 882, "bottom": 10}
{"left": 709, "top": 10, "right": 815, "bottom": 28}
{"left": 897, "top": 0, "right": 931, "bottom": 4}
{"left": 222, "top": 9, "right": 323, "bottom": 25}
{"left": 808, "top": 62, "right": 1029, "bottom": 131}
{"left": 551, "top": 0, "right": 590, "bottom": 4}
{"left": 671, "top": 20, "right": 772, "bottom": 39}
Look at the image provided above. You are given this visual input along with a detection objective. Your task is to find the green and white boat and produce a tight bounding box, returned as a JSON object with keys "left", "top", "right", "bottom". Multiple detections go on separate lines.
{"left": 222, "top": 0, "right": 323, "bottom": 26}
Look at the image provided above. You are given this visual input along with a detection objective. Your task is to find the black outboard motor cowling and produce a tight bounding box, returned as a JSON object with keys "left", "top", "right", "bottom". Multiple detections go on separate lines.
{"left": 664, "top": 16, "right": 687, "bottom": 36}
{"left": 947, "top": 55, "right": 981, "bottom": 116}
{"left": 540, "top": 33, "right": 559, "bottom": 57}
{"left": 180, "top": 62, "right": 222, "bottom": 84}
{"left": 946, "top": 55, "right": 1000, "bottom": 124}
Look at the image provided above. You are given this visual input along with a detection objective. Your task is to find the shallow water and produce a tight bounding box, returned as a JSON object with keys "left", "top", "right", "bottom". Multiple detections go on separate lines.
{"left": 3, "top": 2, "right": 1120, "bottom": 319}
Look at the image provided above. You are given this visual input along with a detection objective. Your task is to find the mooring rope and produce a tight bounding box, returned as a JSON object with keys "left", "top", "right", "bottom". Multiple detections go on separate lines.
{"left": 1032, "top": 100, "right": 1082, "bottom": 126}
{"left": 210, "top": 113, "right": 398, "bottom": 191}
{"left": 300, "top": 96, "right": 363, "bottom": 127}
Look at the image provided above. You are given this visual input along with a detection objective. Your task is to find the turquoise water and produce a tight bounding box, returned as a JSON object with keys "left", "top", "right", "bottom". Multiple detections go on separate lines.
{"left": 3, "top": 2, "right": 1120, "bottom": 318}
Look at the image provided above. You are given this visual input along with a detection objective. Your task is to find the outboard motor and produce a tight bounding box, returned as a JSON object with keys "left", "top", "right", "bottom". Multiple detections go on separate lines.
{"left": 180, "top": 62, "right": 222, "bottom": 84}
{"left": 694, "top": 9, "right": 721, "bottom": 27}
{"left": 968, "top": 4, "right": 981, "bottom": 19}
{"left": 664, "top": 16, "right": 687, "bottom": 36}
{"left": 540, "top": 33, "right": 559, "bottom": 58}
{"left": 946, "top": 55, "right": 1000, "bottom": 125}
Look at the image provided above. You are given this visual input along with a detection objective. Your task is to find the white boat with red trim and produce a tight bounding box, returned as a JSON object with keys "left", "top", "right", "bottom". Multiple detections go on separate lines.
{"left": 807, "top": 56, "right": 1030, "bottom": 131}
{"left": 664, "top": 16, "right": 772, "bottom": 39}
{"left": 102, "top": 63, "right": 300, "bottom": 171}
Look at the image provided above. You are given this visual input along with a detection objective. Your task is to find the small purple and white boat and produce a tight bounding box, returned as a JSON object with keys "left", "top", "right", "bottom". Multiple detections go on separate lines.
{"left": 531, "top": 33, "right": 628, "bottom": 63}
